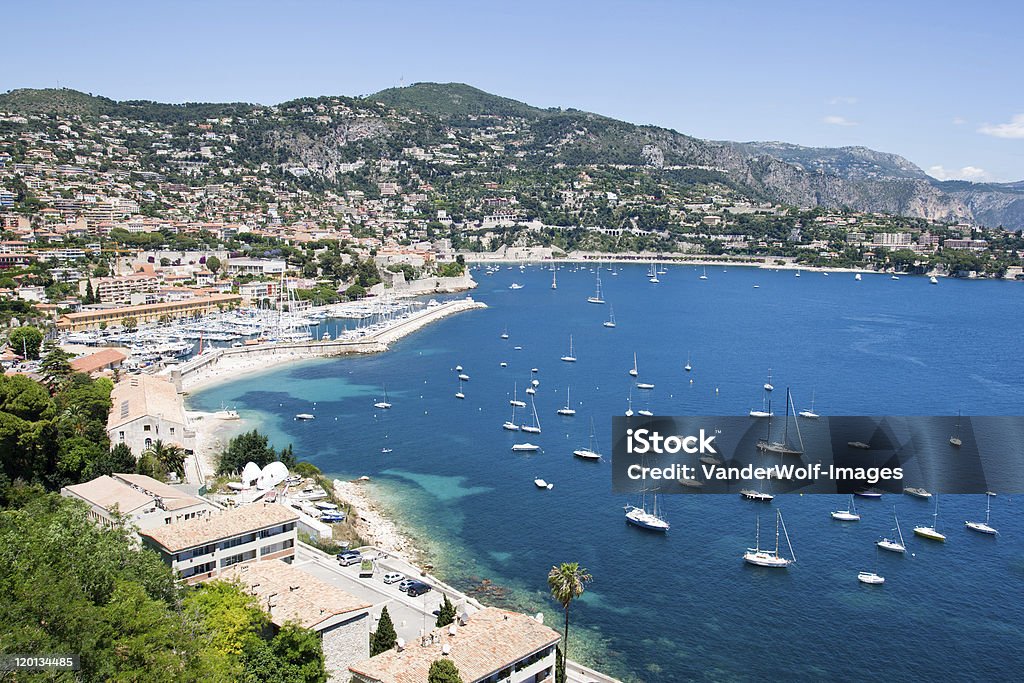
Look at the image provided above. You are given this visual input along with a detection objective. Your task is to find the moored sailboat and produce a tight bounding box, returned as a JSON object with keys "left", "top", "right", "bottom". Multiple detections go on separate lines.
{"left": 743, "top": 509, "right": 794, "bottom": 567}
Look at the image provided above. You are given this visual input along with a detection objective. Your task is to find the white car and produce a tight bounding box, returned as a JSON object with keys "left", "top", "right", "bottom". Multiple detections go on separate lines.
{"left": 382, "top": 572, "right": 404, "bottom": 585}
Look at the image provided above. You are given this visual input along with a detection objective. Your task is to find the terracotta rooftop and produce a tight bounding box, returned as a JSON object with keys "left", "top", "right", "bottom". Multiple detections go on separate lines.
{"left": 106, "top": 374, "right": 185, "bottom": 431}
{"left": 219, "top": 560, "right": 371, "bottom": 630}
{"left": 140, "top": 502, "right": 298, "bottom": 552}
{"left": 349, "top": 607, "right": 560, "bottom": 683}
{"left": 62, "top": 475, "right": 153, "bottom": 515}
{"left": 70, "top": 348, "right": 125, "bottom": 374}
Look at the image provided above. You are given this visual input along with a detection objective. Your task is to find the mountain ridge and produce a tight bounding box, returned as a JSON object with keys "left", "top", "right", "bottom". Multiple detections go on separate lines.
{"left": 2, "top": 84, "right": 1023, "bottom": 228}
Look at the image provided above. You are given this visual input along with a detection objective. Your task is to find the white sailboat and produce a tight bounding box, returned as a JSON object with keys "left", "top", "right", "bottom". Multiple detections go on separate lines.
{"left": 855, "top": 273, "right": 862, "bottom": 281}
{"left": 743, "top": 509, "right": 795, "bottom": 567}
{"left": 648, "top": 262, "right": 659, "bottom": 283}
{"left": 798, "top": 390, "right": 819, "bottom": 419}
{"left": 913, "top": 495, "right": 946, "bottom": 541}
{"left": 624, "top": 492, "right": 670, "bottom": 531}
{"left": 502, "top": 397, "right": 521, "bottom": 431}
{"left": 629, "top": 352, "right": 639, "bottom": 377}
{"left": 509, "top": 382, "right": 526, "bottom": 408}
{"left": 625, "top": 389, "right": 634, "bottom": 417}
{"left": 749, "top": 390, "right": 773, "bottom": 418}
{"left": 603, "top": 305, "right": 616, "bottom": 328}
{"left": 877, "top": 506, "right": 907, "bottom": 553}
{"left": 830, "top": 495, "right": 861, "bottom": 521}
{"left": 699, "top": 266, "right": 708, "bottom": 280}
{"left": 763, "top": 368, "right": 774, "bottom": 392}
{"left": 573, "top": 418, "right": 602, "bottom": 460}
{"left": 587, "top": 270, "right": 605, "bottom": 304}
{"left": 560, "top": 335, "right": 577, "bottom": 362}
{"left": 373, "top": 386, "right": 392, "bottom": 410}
{"left": 551, "top": 267, "right": 557, "bottom": 290}
{"left": 556, "top": 387, "right": 576, "bottom": 416}
{"left": 455, "top": 377, "right": 465, "bottom": 399}
{"left": 521, "top": 395, "right": 542, "bottom": 434}
{"left": 684, "top": 352, "right": 692, "bottom": 372}
{"left": 500, "top": 326, "right": 509, "bottom": 339}
{"left": 965, "top": 495, "right": 998, "bottom": 535}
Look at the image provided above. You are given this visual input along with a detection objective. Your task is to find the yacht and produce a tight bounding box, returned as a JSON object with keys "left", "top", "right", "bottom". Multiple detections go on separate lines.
{"left": 913, "top": 495, "right": 946, "bottom": 541}
{"left": 373, "top": 386, "right": 392, "bottom": 409}
{"left": 560, "top": 335, "right": 577, "bottom": 362}
{"left": 603, "top": 306, "right": 616, "bottom": 328}
{"left": 573, "top": 419, "right": 602, "bottom": 460}
{"left": 503, "top": 397, "right": 521, "bottom": 431}
{"left": 512, "top": 443, "right": 540, "bottom": 452}
{"left": 295, "top": 413, "right": 315, "bottom": 420}
{"left": 763, "top": 368, "right": 774, "bottom": 392}
{"left": 855, "top": 273, "right": 862, "bottom": 281}
{"left": 798, "top": 390, "right": 819, "bottom": 419}
{"left": 830, "top": 495, "right": 861, "bottom": 521}
{"left": 500, "top": 327, "right": 509, "bottom": 339}
{"left": 857, "top": 572, "right": 885, "bottom": 585}
{"left": 904, "top": 487, "right": 932, "bottom": 499}
{"left": 756, "top": 390, "right": 804, "bottom": 456}
{"left": 740, "top": 489, "right": 774, "bottom": 503}
{"left": 636, "top": 382, "right": 655, "bottom": 390}
{"left": 629, "top": 352, "right": 639, "bottom": 377}
{"left": 699, "top": 266, "right": 708, "bottom": 280}
{"left": 949, "top": 411, "right": 962, "bottom": 447}
{"left": 509, "top": 382, "right": 526, "bottom": 408}
{"left": 534, "top": 478, "right": 554, "bottom": 490}
{"left": 587, "top": 271, "right": 605, "bottom": 304}
{"left": 521, "top": 396, "right": 542, "bottom": 434}
{"left": 684, "top": 352, "right": 692, "bottom": 372}
{"left": 509, "top": 283, "right": 524, "bottom": 290}
{"left": 965, "top": 495, "right": 998, "bottom": 535}
{"left": 929, "top": 275, "right": 939, "bottom": 285}
{"left": 877, "top": 507, "right": 907, "bottom": 553}
{"left": 743, "top": 510, "right": 795, "bottom": 568}
{"left": 556, "top": 387, "right": 576, "bottom": 416}
{"left": 648, "top": 263, "right": 660, "bottom": 283}
{"left": 624, "top": 493, "right": 670, "bottom": 532}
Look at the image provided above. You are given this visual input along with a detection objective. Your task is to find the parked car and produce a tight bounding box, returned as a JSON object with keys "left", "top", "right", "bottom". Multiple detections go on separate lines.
{"left": 320, "top": 512, "right": 345, "bottom": 523}
{"left": 382, "top": 572, "right": 404, "bottom": 585}
{"left": 406, "top": 581, "right": 432, "bottom": 597}
{"left": 336, "top": 550, "right": 362, "bottom": 566}
{"left": 397, "top": 579, "right": 415, "bottom": 592}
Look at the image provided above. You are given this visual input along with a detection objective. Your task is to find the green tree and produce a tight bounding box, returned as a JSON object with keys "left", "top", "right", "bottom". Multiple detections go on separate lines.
{"left": 144, "top": 439, "right": 187, "bottom": 480}
{"left": 206, "top": 255, "right": 221, "bottom": 273}
{"left": 217, "top": 429, "right": 279, "bottom": 474}
{"left": 427, "top": 658, "right": 464, "bottom": 683}
{"left": 370, "top": 605, "right": 398, "bottom": 656}
{"left": 345, "top": 283, "right": 366, "bottom": 300}
{"left": 547, "top": 562, "right": 592, "bottom": 669}
{"left": 436, "top": 593, "right": 457, "bottom": 627}
{"left": 85, "top": 279, "right": 95, "bottom": 304}
{"left": 8, "top": 325, "right": 43, "bottom": 359}
{"left": 40, "top": 342, "right": 74, "bottom": 390}
{"left": 122, "top": 316, "right": 139, "bottom": 332}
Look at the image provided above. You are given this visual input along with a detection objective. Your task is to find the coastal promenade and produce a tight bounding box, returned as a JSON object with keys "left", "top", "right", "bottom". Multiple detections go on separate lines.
{"left": 173, "top": 297, "right": 487, "bottom": 393}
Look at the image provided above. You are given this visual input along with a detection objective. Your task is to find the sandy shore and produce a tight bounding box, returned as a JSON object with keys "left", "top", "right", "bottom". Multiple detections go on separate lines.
{"left": 332, "top": 478, "right": 422, "bottom": 561}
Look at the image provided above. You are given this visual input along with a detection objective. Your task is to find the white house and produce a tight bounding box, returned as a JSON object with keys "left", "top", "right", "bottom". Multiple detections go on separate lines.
{"left": 106, "top": 374, "right": 195, "bottom": 456}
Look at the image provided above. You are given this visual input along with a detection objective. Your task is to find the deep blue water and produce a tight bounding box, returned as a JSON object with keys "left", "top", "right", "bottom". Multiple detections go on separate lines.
{"left": 192, "top": 264, "right": 1024, "bottom": 682}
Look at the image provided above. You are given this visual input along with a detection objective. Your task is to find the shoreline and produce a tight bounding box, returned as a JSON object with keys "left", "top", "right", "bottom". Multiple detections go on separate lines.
{"left": 331, "top": 478, "right": 424, "bottom": 563}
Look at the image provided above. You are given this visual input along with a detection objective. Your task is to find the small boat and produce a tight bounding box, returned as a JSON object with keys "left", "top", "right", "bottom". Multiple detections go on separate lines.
{"left": 603, "top": 305, "right": 616, "bottom": 328}
{"left": 904, "top": 487, "right": 932, "bottom": 499}
{"left": 556, "top": 387, "right": 576, "bottom": 416}
{"left": 647, "top": 263, "right": 660, "bottom": 283}
{"left": 855, "top": 273, "right": 862, "bottom": 281}
{"left": 456, "top": 365, "right": 463, "bottom": 372}
{"left": 455, "top": 376, "right": 465, "bottom": 399}
{"left": 509, "top": 382, "right": 526, "bottom": 407}
{"left": 684, "top": 352, "right": 692, "bottom": 372}
{"left": 380, "top": 448, "right": 392, "bottom": 454}
{"left": 965, "top": 494, "right": 998, "bottom": 535}
{"left": 700, "top": 454, "right": 721, "bottom": 466}
{"left": 795, "top": 270, "right": 801, "bottom": 278}
{"left": 636, "top": 382, "right": 655, "bottom": 390}
{"left": 525, "top": 386, "right": 536, "bottom": 395}
{"left": 560, "top": 335, "right": 577, "bottom": 362}
{"left": 743, "top": 509, "right": 794, "bottom": 568}
{"left": 798, "top": 390, "right": 819, "bottom": 419}
{"left": 295, "top": 413, "right": 315, "bottom": 420}
{"left": 877, "top": 507, "right": 907, "bottom": 553}
{"left": 763, "top": 368, "right": 774, "bottom": 392}
{"left": 629, "top": 352, "right": 639, "bottom": 377}
{"left": 573, "top": 418, "right": 602, "bottom": 460}
{"left": 891, "top": 275, "right": 900, "bottom": 280}
{"left": 551, "top": 269, "right": 557, "bottom": 289}
{"left": 374, "top": 385, "right": 392, "bottom": 409}
{"left": 521, "top": 396, "right": 542, "bottom": 434}
{"left": 913, "top": 495, "right": 946, "bottom": 541}
{"left": 929, "top": 275, "right": 939, "bottom": 284}
{"left": 534, "top": 478, "right": 554, "bottom": 490}
{"left": 949, "top": 410, "right": 962, "bottom": 447}
{"left": 500, "top": 327, "right": 509, "bottom": 339}
{"left": 458, "top": 373, "right": 470, "bottom": 381}
{"left": 509, "top": 283, "right": 524, "bottom": 289}
{"left": 499, "top": 362, "right": 507, "bottom": 368}
{"left": 512, "top": 443, "right": 540, "bottom": 452}
{"left": 847, "top": 441, "right": 871, "bottom": 450}
{"left": 637, "top": 409, "right": 654, "bottom": 417}
{"left": 753, "top": 284, "right": 760, "bottom": 288}
{"left": 699, "top": 266, "right": 708, "bottom": 281}
{"left": 857, "top": 572, "right": 885, "bottom": 585}
{"left": 503, "top": 395, "right": 521, "bottom": 430}
{"left": 740, "top": 489, "right": 774, "bottom": 502}
{"left": 831, "top": 495, "right": 861, "bottom": 521}
{"left": 854, "top": 489, "right": 883, "bottom": 499}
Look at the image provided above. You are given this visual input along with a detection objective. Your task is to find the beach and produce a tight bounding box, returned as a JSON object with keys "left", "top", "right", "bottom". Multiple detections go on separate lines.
{"left": 332, "top": 478, "right": 422, "bottom": 561}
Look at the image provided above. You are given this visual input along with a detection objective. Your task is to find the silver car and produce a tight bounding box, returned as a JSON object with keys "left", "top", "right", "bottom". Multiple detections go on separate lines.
{"left": 382, "top": 572, "right": 404, "bottom": 584}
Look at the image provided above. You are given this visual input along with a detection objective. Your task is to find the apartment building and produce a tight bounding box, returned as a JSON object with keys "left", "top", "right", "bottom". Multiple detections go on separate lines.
{"left": 140, "top": 502, "right": 299, "bottom": 583}
{"left": 56, "top": 293, "right": 241, "bottom": 331}
{"left": 107, "top": 374, "right": 194, "bottom": 455}
{"left": 61, "top": 473, "right": 215, "bottom": 532}
{"left": 92, "top": 273, "right": 159, "bottom": 305}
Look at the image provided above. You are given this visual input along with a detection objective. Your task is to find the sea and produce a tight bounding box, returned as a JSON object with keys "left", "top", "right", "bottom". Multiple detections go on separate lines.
{"left": 190, "top": 263, "right": 1024, "bottom": 682}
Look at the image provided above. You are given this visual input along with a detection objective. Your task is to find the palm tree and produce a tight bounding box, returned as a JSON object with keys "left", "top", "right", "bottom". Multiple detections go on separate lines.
{"left": 144, "top": 439, "right": 186, "bottom": 480}
{"left": 547, "top": 562, "right": 592, "bottom": 668}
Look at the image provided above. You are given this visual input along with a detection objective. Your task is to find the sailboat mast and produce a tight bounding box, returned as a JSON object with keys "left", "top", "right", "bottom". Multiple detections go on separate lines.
{"left": 774, "top": 511, "right": 781, "bottom": 556}
{"left": 779, "top": 510, "right": 796, "bottom": 562}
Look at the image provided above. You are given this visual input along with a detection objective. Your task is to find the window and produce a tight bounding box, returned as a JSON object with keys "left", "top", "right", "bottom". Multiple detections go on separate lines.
{"left": 143, "top": 425, "right": 151, "bottom": 432}
{"left": 145, "top": 438, "right": 152, "bottom": 448}
{"left": 118, "top": 431, "right": 125, "bottom": 442}
{"left": 169, "top": 427, "right": 175, "bottom": 435}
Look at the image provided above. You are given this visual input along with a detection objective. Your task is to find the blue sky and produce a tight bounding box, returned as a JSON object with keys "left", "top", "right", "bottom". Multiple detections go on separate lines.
{"left": 6, "top": 0, "right": 1023, "bottom": 181}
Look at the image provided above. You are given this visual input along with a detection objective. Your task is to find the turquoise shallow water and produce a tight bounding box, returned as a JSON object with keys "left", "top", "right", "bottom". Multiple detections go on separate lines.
{"left": 192, "top": 264, "right": 1024, "bottom": 681}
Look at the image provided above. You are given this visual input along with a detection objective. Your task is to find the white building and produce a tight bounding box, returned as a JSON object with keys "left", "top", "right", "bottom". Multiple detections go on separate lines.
{"left": 61, "top": 473, "right": 215, "bottom": 532}
{"left": 226, "top": 257, "right": 286, "bottom": 275}
{"left": 107, "top": 375, "right": 195, "bottom": 456}
{"left": 140, "top": 502, "right": 299, "bottom": 583}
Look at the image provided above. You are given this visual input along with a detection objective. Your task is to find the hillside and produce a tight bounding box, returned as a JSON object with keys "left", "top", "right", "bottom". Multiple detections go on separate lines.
{"left": 2, "top": 83, "right": 1022, "bottom": 228}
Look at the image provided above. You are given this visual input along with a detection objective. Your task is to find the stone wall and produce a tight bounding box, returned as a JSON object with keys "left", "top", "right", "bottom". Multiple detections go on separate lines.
{"left": 321, "top": 612, "right": 370, "bottom": 682}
